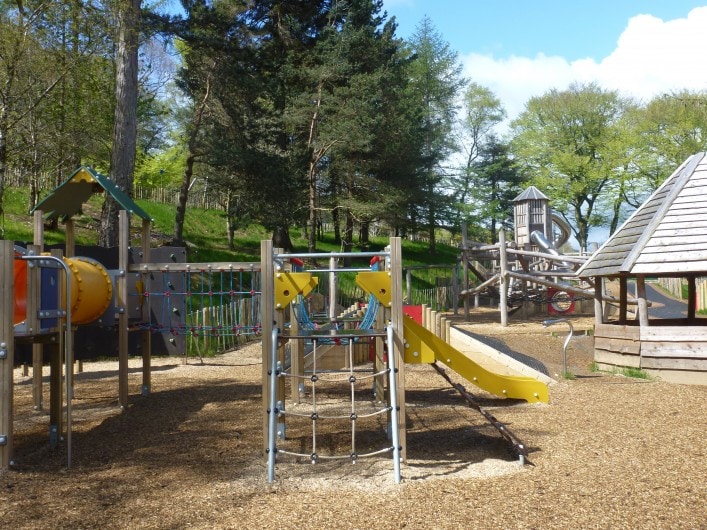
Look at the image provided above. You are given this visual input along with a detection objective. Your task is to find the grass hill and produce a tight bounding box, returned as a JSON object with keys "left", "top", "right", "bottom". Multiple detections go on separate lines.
{"left": 2, "top": 187, "right": 460, "bottom": 268}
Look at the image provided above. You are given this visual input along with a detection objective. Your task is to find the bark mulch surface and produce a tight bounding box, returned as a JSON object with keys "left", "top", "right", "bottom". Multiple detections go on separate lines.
{"left": 1, "top": 309, "right": 705, "bottom": 529}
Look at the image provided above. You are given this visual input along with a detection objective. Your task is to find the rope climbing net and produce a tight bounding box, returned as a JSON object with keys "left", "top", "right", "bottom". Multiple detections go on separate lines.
{"left": 131, "top": 264, "right": 262, "bottom": 344}
{"left": 267, "top": 326, "right": 401, "bottom": 482}
{"left": 276, "top": 337, "right": 394, "bottom": 463}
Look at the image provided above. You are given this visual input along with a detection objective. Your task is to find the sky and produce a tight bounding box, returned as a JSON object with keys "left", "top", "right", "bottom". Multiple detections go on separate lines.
{"left": 383, "top": 0, "right": 707, "bottom": 123}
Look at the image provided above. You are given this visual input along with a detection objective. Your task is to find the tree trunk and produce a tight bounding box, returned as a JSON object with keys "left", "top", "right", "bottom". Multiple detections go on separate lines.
{"left": 343, "top": 209, "right": 354, "bottom": 266}
{"left": 173, "top": 73, "right": 211, "bottom": 246}
{"left": 272, "top": 226, "right": 294, "bottom": 252}
{"left": 332, "top": 206, "right": 341, "bottom": 244}
{"left": 0, "top": 110, "right": 7, "bottom": 226}
{"left": 359, "top": 221, "right": 369, "bottom": 247}
{"left": 226, "top": 193, "right": 235, "bottom": 251}
{"left": 99, "top": 0, "right": 141, "bottom": 247}
{"left": 173, "top": 151, "right": 194, "bottom": 247}
{"left": 427, "top": 183, "right": 436, "bottom": 254}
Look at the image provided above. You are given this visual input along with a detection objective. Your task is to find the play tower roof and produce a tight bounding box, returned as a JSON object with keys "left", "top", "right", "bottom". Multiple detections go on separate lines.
{"left": 578, "top": 152, "right": 707, "bottom": 277}
{"left": 31, "top": 165, "right": 151, "bottom": 222}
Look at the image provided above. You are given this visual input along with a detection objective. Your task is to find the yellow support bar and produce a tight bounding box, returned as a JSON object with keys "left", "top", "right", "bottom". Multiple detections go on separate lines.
{"left": 355, "top": 271, "right": 391, "bottom": 307}
{"left": 274, "top": 272, "right": 318, "bottom": 309}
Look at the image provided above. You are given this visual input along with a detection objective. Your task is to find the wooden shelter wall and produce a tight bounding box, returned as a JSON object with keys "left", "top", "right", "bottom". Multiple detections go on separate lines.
{"left": 593, "top": 323, "right": 707, "bottom": 383}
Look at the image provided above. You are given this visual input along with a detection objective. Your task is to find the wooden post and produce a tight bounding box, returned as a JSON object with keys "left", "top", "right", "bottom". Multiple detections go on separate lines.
{"left": 594, "top": 277, "right": 605, "bottom": 326}
{"left": 260, "top": 239, "right": 274, "bottom": 451}
{"left": 440, "top": 316, "right": 447, "bottom": 342}
{"left": 619, "top": 276, "right": 627, "bottom": 324}
{"left": 118, "top": 211, "right": 129, "bottom": 409}
{"left": 462, "top": 223, "right": 470, "bottom": 321}
{"left": 0, "top": 241, "right": 15, "bottom": 469}
{"left": 406, "top": 269, "right": 412, "bottom": 304}
{"left": 389, "top": 237, "right": 406, "bottom": 462}
{"left": 452, "top": 264, "right": 458, "bottom": 316}
{"left": 499, "top": 229, "right": 508, "bottom": 327}
{"left": 687, "top": 275, "right": 696, "bottom": 321}
{"left": 636, "top": 275, "right": 649, "bottom": 328}
{"left": 64, "top": 218, "right": 75, "bottom": 257}
{"left": 141, "top": 219, "right": 152, "bottom": 396}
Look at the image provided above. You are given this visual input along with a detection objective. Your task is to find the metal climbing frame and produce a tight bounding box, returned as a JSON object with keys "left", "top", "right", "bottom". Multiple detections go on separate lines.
{"left": 261, "top": 239, "right": 405, "bottom": 483}
{"left": 267, "top": 327, "right": 401, "bottom": 483}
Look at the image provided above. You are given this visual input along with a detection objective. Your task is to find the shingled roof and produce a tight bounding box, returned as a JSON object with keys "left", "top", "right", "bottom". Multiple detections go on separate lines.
{"left": 578, "top": 152, "right": 707, "bottom": 277}
{"left": 513, "top": 185, "right": 549, "bottom": 202}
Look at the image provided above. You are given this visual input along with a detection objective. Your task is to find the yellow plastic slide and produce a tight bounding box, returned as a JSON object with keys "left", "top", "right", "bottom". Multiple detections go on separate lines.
{"left": 403, "top": 316, "right": 549, "bottom": 403}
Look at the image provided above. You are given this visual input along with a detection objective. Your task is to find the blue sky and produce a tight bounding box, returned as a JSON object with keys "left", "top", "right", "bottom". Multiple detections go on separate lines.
{"left": 383, "top": 1, "right": 706, "bottom": 60}
{"left": 382, "top": 1, "right": 707, "bottom": 246}
{"left": 383, "top": 1, "right": 707, "bottom": 122}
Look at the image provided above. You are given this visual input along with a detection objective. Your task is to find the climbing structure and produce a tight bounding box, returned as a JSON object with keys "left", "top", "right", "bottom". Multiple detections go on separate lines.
{"left": 260, "top": 239, "right": 405, "bottom": 483}
{"left": 260, "top": 238, "right": 551, "bottom": 484}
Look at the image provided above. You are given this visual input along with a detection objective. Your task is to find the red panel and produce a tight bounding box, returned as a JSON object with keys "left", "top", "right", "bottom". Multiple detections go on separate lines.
{"left": 548, "top": 287, "right": 575, "bottom": 315}
{"left": 403, "top": 304, "right": 423, "bottom": 324}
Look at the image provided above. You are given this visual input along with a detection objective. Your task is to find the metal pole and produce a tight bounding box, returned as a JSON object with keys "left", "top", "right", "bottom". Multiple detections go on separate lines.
{"left": 542, "top": 318, "right": 573, "bottom": 376}
{"left": 275, "top": 251, "right": 390, "bottom": 259}
{"left": 386, "top": 325, "right": 401, "bottom": 484}
{"left": 267, "top": 327, "right": 279, "bottom": 483}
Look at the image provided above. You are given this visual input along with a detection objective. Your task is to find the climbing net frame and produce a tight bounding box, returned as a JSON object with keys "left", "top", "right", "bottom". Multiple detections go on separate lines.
{"left": 267, "top": 328, "right": 400, "bottom": 481}
{"left": 260, "top": 240, "right": 406, "bottom": 484}
{"left": 129, "top": 262, "right": 262, "bottom": 355}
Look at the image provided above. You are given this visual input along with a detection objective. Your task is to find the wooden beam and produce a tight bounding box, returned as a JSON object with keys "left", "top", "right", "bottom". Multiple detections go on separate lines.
{"left": 499, "top": 230, "right": 508, "bottom": 327}
{"left": 260, "top": 239, "right": 274, "bottom": 452}
{"left": 619, "top": 276, "right": 627, "bottom": 324}
{"left": 636, "top": 276, "right": 650, "bottom": 329}
{"left": 594, "top": 277, "right": 604, "bottom": 326}
{"left": 390, "top": 237, "right": 406, "bottom": 462}
{"left": 687, "top": 276, "right": 696, "bottom": 321}
{"left": 0, "top": 241, "right": 15, "bottom": 469}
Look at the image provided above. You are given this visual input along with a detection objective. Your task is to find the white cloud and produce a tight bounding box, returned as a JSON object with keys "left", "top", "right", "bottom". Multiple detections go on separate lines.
{"left": 461, "top": 6, "right": 707, "bottom": 123}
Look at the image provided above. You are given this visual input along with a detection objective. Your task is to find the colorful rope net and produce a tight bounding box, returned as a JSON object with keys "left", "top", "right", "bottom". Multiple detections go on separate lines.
{"left": 131, "top": 266, "right": 262, "bottom": 342}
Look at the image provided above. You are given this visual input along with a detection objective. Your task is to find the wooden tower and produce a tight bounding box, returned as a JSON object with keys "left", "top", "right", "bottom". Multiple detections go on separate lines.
{"left": 513, "top": 186, "right": 551, "bottom": 249}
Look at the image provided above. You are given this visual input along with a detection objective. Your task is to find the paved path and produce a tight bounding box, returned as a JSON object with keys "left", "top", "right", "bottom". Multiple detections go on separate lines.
{"left": 645, "top": 282, "right": 687, "bottom": 319}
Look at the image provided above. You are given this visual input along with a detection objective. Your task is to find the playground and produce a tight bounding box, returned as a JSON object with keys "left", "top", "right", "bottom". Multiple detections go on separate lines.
{"left": 1, "top": 311, "right": 705, "bottom": 529}
{"left": 1, "top": 166, "right": 705, "bottom": 527}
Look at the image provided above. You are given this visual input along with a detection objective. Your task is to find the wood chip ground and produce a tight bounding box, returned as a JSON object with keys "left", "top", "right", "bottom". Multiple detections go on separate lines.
{"left": 1, "top": 311, "right": 705, "bottom": 529}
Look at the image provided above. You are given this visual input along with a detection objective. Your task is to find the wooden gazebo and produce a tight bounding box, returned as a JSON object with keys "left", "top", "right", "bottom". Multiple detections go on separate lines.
{"left": 578, "top": 152, "right": 707, "bottom": 384}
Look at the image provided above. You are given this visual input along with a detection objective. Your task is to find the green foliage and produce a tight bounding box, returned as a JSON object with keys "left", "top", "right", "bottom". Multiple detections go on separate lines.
{"left": 135, "top": 145, "right": 187, "bottom": 188}
{"left": 510, "top": 82, "right": 631, "bottom": 250}
{"left": 614, "top": 366, "right": 651, "bottom": 380}
{"left": 406, "top": 16, "right": 467, "bottom": 252}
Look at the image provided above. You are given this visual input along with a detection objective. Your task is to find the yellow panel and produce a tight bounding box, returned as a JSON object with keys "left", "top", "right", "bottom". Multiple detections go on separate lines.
{"left": 274, "top": 272, "right": 318, "bottom": 309}
{"left": 355, "top": 271, "right": 391, "bottom": 306}
{"left": 403, "top": 316, "right": 549, "bottom": 403}
{"left": 70, "top": 168, "right": 97, "bottom": 183}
